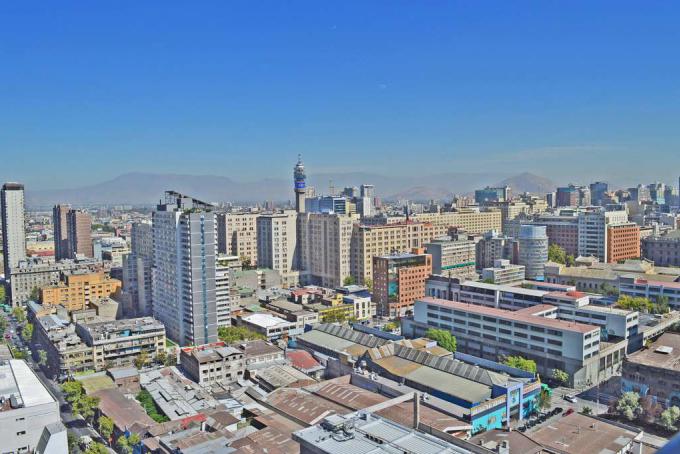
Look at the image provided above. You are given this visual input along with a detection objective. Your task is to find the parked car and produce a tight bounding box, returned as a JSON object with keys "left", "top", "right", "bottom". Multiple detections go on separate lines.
{"left": 564, "top": 395, "right": 577, "bottom": 403}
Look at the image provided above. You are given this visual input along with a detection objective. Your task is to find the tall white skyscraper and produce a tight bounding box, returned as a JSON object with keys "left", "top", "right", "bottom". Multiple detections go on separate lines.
{"left": 1, "top": 183, "right": 27, "bottom": 280}
{"left": 152, "top": 191, "right": 218, "bottom": 346}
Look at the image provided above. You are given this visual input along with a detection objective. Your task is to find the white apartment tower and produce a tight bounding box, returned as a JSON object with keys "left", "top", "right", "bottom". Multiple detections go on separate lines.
{"left": 577, "top": 207, "right": 629, "bottom": 261}
{"left": 257, "top": 210, "right": 299, "bottom": 286}
{"left": 152, "top": 191, "right": 218, "bottom": 346}
{"left": 1, "top": 183, "right": 27, "bottom": 280}
{"left": 123, "top": 221, "right": 153, "bottom": 316}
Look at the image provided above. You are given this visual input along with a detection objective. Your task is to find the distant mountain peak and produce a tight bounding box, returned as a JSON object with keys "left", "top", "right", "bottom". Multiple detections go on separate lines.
{"left": 496, "top": 172, "right": 555, "bottom": 195}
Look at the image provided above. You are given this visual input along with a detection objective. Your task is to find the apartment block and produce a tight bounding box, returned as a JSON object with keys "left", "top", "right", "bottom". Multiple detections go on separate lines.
{"left": 52, "top": 204, "right": 70, "bottom": 261}
{"left": 350, "top": 221, "right": 436, "bottom": 284}
{"left": 411, "top": 208, "right": 502, "bottom": 234}
{"left": 76, "top": 317, "right": 166, "bottom": 370}
{"left": 67, "top": 209, "right": 93, "bottom": 258}
{"left": 1, "top": 182, "right": 26, "bottom": 279}
{"left": 373, "top": 251, "right": 432, "bottom": 317}
{"left": 299, "top": 212, "right": 355, "bottom": 288}
{"left": 643, "top": 230, "right": 680, "bottom": 266}
{"left": 180, "top": 343, "right": 245, "bottom": 386}
{"left": 40, "top": 271, "right": 121, "bottom": 312}
{"left": 619, "top": 276, "right": 680, "bottom": 309}
{"left": 216, "top": 254, "right": 240, "bottom": 328}
{"left": 122, "top": 221, "right": 153, "bottom": 316}
{"left": 216, "top": 212, "right": 259, "bottom": 265}
{"left": 577, "top": 207, "right": 629, "bottom": 262}
{"left": 257, "top": 210, "right": 299, "bottom": 286}
{"left": 475, "top": 230, "right": 518, "bottom": 269}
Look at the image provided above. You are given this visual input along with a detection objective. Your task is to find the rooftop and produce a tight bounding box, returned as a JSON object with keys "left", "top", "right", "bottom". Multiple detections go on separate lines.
{"left": 238, "top": 339, "right": 283, "bottom": 357}
{"left": 241, "top": 313, "right": 291, "bottom": 328}
{"left": 627, "top": 332, "right": 680, "bottom": 369}
{"left": 257, "top": 364, "right": 315, "bottom": 390}
{"left": 293, "top": 411, "right": 474, "bottom": 454}
{"left": 93, "top": 388, "right": 155, "bottom": 433}
{"left": 0, "top": 360, "right": 55, "bottom": 410}
{"left": 421, "top": 297, "right": 599, "bottom": 334}
{"left": 529, "top": 413, "right": 640, "bottom": 454}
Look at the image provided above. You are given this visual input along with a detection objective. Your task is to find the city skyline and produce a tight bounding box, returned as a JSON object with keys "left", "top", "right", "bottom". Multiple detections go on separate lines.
{"left": 2, "top": 2, "right": 680, "bottom": 188}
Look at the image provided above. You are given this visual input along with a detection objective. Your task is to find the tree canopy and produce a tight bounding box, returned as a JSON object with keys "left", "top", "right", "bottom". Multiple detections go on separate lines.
{"left": 425, "top": 328, "right": 457, "bottom": 353}
{"left": 218, "top": 326, "right": 266, "bottom": 344}
{"left": 503, "top": 356, "right": 537, "bottom": 373}
{"left": 616, "top": 391, "right": 642, "bottom": 421}
{"left": 660, "top": 406, "right": 680, "bottom": 431}
{"left": 548, "top": 243, "right": 567, "bottom": 264}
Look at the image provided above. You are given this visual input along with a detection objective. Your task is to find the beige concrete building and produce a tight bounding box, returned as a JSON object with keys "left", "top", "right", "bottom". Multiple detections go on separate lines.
{"left": 350, "top": 221, "right": 437, "bottom": 285}
{"left": 180, "top": 344, "right": 246, "bottom": 386}
{"left": 411, "top": 208, "right": 502, "bottom": 234}
{"left": 257, "top": 210, "right": 300, "bottom": 286}
{"left": 67, "top": 209, "right": 93, "bottom": 258}
{"left": 217, "top": 212, "right": 259, "bottom": 266}
{"left": 299, "top": 212, "right": 355, "bottom": 287}
{"left": 41, "top": 271, "right": 122, "bottom": 312}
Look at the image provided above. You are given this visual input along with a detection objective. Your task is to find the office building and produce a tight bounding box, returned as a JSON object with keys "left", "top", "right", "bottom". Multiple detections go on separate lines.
{"left": 216, "top": 211, "right": 259, "bottom": 265}
{"left": 152, "top": 191, "right": 218, "bottom": 346}
{"left": 299, "top": 212, "right": 355, "bottom": 288}
{"left": 556, "top": 184, "right": 590, "bottom": 207}
{"left": 66, "top": 209, "right": 93, "bottom": 258}
{"left": 517, "top": 225, "right": 548, "bottom": 280}
{"left": 350, "top": 221, "right": 437, "bottom": 285}
{"left": 577, "top": 207, "right": 629, "bottom": 262}
{"left": 305, "top": 196, "right": 351, "bottom": 215}
{"left": 481, "top": 259, "right": 525, "bottom": 285}
{"left": 474, "top": 186, "right": 510, "bottom": 204}
{"left": 52, "top": 204, "right": 70, "bottom": 261}
{"left": 590, "top": 181, "right": 609, "bottom": 206}
{"left": 373, "top": 250, "right": 432, "bottom": 317}
{"left": 0, "top": 360, "right": 61, "bottom": 453}
{"left": 216, "top": 254, "right": 240, "bottom": 327}
{"left": 475, "top": 230, "right": 518, "bottom": 269}
{"left": 257, "top": 210, "right": 300, "bottom": 287}
{"left": 532, "top": 211, "right": 580, "bottom": 257}
{"left": 619, "top": 276, "right": 680, "bottom": 309}
{"left": 237, "top": 312, "right": 302, "bottom": 340}
{"left": 411, "top": 208, "right": 503, "bottom": 234}
{"left": 76, "top": 316, "right": 166, "bottom": 370}
{"left": 648, "top": 182, "right": 666, "bottom": 205}
{"left": 180, "top": 343, "right": 245, "bottom": 386}
{"left": 424, "top": 235, "right": 476, "bottom": 279}
{"left": 40, "top": 271, "right": 121, "bottom": 312}
{"left": 1, "top": 182, "right": 26, "bottom": 279}
{"left": 122, "top": 221, "right": 153, "bottom": 316}
{"left": 606, "top": 222, "right": 641, "bottom": 263}
{"left": 642, "top": 230, "right": 680, "bottom": 266}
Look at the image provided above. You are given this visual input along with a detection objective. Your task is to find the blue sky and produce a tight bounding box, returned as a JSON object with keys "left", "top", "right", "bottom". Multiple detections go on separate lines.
{"left": 1, "top": 1, "right": 679, "bottom": 190}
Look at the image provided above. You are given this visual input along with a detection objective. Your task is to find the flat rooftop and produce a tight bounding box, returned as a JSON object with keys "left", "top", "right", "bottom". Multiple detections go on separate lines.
{"left": 460, "top": 280, "right": 547, "bottom": 297}
{"left": 242, "top": 313, "right": 290, "bottom": 328}
{"left": 529, "top": 413, "right": 639, "bottom": 454}
{"left": 627, "top": 332, "right": 680, "bottom": 369}
{"left": 421, "top": 297, "right": 598, "bottom": 334}
{"left": 0, "top": 359, "right": 55, "bottom": 410}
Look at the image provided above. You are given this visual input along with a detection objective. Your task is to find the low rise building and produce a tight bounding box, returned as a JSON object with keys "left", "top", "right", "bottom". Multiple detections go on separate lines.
{"left": 481, "top": 259, "right": 525, "bottom": 285}
{"left": 0, "top": 360, "right": 62, "bottom": 453}
{"left": 424, "top": 235, "right": 477, "bottom": 279}
{"left": 75, "top": 316, "right": 166, "bottom": 370}
{"left": 34, "top": 313, "right": 93, "bottom": 378}
{"left": 180, "top": 343, "right": 245, "bottom": 386}
{"left": 237, "top": 339, "right": 285, "bottom": 370}
{"left": 622, "top": 332, "right": 680, "bottom": 408}
{"left": 642, "top": 230, "right": 680, "bottom": 266}
{"left": 237, "top": 312, "right": 302, "bottom": 340}
{"left": 619, "top": 276, "right": 680, "bottom": 309}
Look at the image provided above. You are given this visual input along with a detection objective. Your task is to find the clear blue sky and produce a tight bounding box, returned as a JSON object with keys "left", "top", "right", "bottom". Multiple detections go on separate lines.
{"left": 1, "top": 1, "right": 679, "bottom": 190}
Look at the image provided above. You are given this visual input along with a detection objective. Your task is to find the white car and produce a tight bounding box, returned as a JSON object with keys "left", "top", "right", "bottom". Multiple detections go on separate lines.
{"left": 564, "top": 395, "right": 578, "bottom": 403}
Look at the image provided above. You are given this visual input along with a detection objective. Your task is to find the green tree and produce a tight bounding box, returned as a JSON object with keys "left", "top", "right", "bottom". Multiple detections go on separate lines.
{"left": 12, "top": 306, "right": 26, "bottom": 323}
{"left": 134, "top": 350, "right": 148, "bottom": 369}
{"left": 322, "top": 311, "right": 347, "bottom": 323}
{"left": 136, "top": 389, "right": 170, "bottom": 423}
{"left": 654, "top": 296, "right": 670, "bottom": 314}
{"left": 165, "top": 353, "right": 177, "bottom": 366}
{"left": 343, "top": 276, "right": 356, "bottom": 286}
{"left": 640, "top": 395, "right": 663, "bottom": 424}
{"left": 364, "top": 278, "right": 373, "bottom": 292}
{"left": 116, "top": 436, "right": 133, "bottom": 454}
{"left": 0, "top": 285, "right": 5, "bottom": 304}
{"left": 22, "top": 322, "right": 33, "bottom": 341}
{"left": 38, "top": 349, "right": 48, "bottom": 367}
{"left": 502, "top": 355, "right": 537, "bottom": 373}
{"left": 84, "top": 442, "right": 109, "bottom": 454}
{"left": 566, "top": 255, "right": 575, "bottom": 267}
{"left": 67, "top": 433, "right": 81, "bottom": 454}
{"left": 382, "top": 321, "right": 399, "bottom": 332}
{"left": 548, "top": 244, "right": 567, "bottom": 264}
{"left": 98, "top": 415, "right": 114, "bottom": 441}
{"left": 156, "top": 348, "right": 167, "bottom": 365}
{"left": 551, "top": 368, "right": 569, "bottom": 386}
{"left": 62, "top": 380, "right": 85, "bottom": 403}
{"left": 29, "top": 287, "right": 41, "bottom": 302}
{"left": 600, "top": 283, "right": 619, "bottom": 297}
{"left": 659, "top": 406, "right": 680, "bottom": 431}
{"left": 73, "top": 395, "right": 100, "bottom": 421}
{"left": 582, "top": 406, "right": 593, "bottom": 416}
{"left": 425, "top": 328, "right": 457, "bottom": 353}
{"left": 616, "top": 391, "right": 642, "bottom": 421}
{"left": 218, "top": 326, "right": 266, "bottom": 343}
{"left": 616, "top": 295, "right": 653, "bottom": 312}
{"left": 0, "top": 315, "right": 7, "bottom": 340}
{"left": 240, "top": 255, "right": 252, "bottom": 270}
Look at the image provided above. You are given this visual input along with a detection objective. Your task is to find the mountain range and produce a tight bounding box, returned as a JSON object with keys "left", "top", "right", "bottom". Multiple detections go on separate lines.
{"left": 25, "top": 171, "right": 556, "bottom": 207}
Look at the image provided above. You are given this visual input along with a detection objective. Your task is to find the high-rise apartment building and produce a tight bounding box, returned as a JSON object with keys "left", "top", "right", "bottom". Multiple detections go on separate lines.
{"left": 299, "top": 212, "right": 355, "bottom": 288}
{"left": 373, "top": 250, "right": 432, "bottom": 317}
{"left": 52, "top": 204, "right": 70, "bottom": 261}
{"left": 67, "top": 209, "right": 93, "bottom": 258}
{"left": 41, "top": 271, "right": 122, "bottom": 312}
{"left": 1, "top": 183, "right": 26, "bottom": 279}
{"left": 216, "top": 212, "right": 259, "bottom": 265}
{"left": 122, "top": 221, "right": 153, "bottom": 316}
{"left": 216, "top": 254, "right": 240, "bottom": 328}
{"left": 518, "top": 225, "right": 549, "bottom": 280}
{"left": 257, "top": 210, "right": 299, "bottom": 287}
{"left": 475, "top": 230, "right": 518, "bottom": 270}
{"left": 424, "top": 234, "right": 477, "bottom": 279}
{"left": 152, "top": 191, "right": 218, "bottom": 346}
